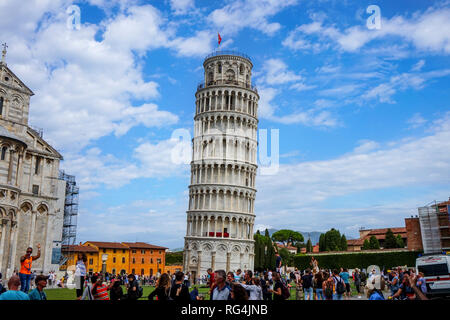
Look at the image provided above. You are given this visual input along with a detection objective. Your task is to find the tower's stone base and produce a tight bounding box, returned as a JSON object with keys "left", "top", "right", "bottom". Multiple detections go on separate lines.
{"left": 183, "top": 237, "right": 254, "bottom": 279}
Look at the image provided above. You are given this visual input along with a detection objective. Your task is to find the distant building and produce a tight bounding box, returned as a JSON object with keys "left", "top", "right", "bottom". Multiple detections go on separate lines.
{"left": 346, "top": 199, "right": 450, "bottom": 253}
{"left": 418, "top": 199, "right": 450, "bottom": 253}
{"left": 275, "top": 243, "right": 298, "bottom": 254}
{"left": 61, "top": 241, "right": 168, "bottom": 276}
{"left": 312, "top": 244, "right": 320, "bottom": 253}
{"left": 347, "top": 226, "right": 408, "bottom": 251}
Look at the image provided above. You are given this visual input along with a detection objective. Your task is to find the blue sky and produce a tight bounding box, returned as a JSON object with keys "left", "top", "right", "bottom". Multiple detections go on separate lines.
{"left": 1, "top": 0, "right": 449, "bottom": 248}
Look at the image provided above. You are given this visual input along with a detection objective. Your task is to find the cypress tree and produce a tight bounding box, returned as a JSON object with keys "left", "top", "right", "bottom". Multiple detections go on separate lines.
{"left": 384, "top": 229, "right": 397, "bottom": 249}
{"left": 369, "top": 236, "right": 380, "bottom": 249}
{"left": 362, "top": 239, "right": 370, "bottom": 250}
{"left": 396, "top": 234, "right": 405, "bottom": 248}
{"left": 340, "top": 235, "right": 347, "bottom": 251}
{"left": 306, "top": 239, "right": 313, "bottom": 253}
{"left": 319, "top": 233, "right": 325, "bottom": 252}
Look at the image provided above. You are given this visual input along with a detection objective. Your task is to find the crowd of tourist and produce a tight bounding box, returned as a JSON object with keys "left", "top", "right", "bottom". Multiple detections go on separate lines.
{"left": 0, "top": 246, "right": 430, "bottom": 301}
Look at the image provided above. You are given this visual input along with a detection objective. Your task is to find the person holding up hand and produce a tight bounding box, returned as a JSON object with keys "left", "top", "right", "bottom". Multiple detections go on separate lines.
{"left": 19, "top": 244, "right": 40, "bottom": 293}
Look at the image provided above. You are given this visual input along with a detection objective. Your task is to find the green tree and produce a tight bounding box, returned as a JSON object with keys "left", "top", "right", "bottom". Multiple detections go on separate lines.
{"left": 324, "top": 228, "right": 342, "bottom": 251}
{"left": 253, "top": 233, "right": 262, "bottom": 271}
{"left": 369, "top": 236, "right": 380, "bottom": 249}
{"left": 384, "top": 229, "right": 397, "bottom": 249}
{"left": 362, "top": 239, "right": 371, "bottom": 250}
{"left": 319, "top": 233, "right": 326, "bottom": 252}
{"left": 271, "top": 229, "right": 304, "bottom": 248}
{"left": 340, "top": 235, "right": 347, "bottom": 251}
{"left": 278, "top": 248, "right": 294, "bottom": 272}
{"left": 264, "top": 229, "right": 276, "bottom": 270}
{"left": 396, "top": 235, "right": 405, "bottom": 248}
{"left": 306, "top": 239, "right": 313, "bottom": 253}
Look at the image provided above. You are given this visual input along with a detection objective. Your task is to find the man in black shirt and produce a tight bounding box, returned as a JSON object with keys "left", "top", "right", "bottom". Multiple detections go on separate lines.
{"left": 301, "top": 268, "right": 314, "bottom": 300}
{"left": 124, "top": 274, "right": 139, "bottom": 300}
{"left": 170, "top": 271, "right": 190, "bottom": 301}
{"left": 275, "top": 253, "right": 282, "bottom": 273}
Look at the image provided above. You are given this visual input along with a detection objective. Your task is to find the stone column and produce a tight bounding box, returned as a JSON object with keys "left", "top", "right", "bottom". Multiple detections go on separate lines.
{"left": 209, "top": 193, "right": 212, "bottom": 210}
{"left": 185, "top": 249, "right": 191, "bottom": 272}
{"left": 226, "top": 252, "right": 231, "bottom": 272}
{"left": 211, "top": 251, "right": 216, "bottom": 271}
{"left": 186, "top": 217, "right": 190, "bottom": 237}
{"left": 206, "top": 217, "right": 210, "bottom": 237}
{"left": 29, "top": 211, "right": 37, "bottom": 247}
{"left": 249, "top": 253, "right": 255, "bottom": 271}
{"left": 200, "top": 216, "right": 204, "bottom": 237}
{"left": 7, "top": 150, "right": 14, "bottom": 184}
{"left": 196, "top": 250, "right": 202, "bottom": 278}
{"left": 7, "top": 220, "right": 18, "bottom": 278}
{"left": 0, "top": 219, "right": 8, "bottom": 273}
{"left": 15, "top": 152, "right": 23, "bottom": 187}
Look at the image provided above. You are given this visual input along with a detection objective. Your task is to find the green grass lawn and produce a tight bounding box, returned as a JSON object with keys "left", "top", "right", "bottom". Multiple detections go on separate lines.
{"left": 46, "top": 281, "right": 365, "bottom": 300}
{"left": 44, "top": 285, "right": 301, "bottom": 300}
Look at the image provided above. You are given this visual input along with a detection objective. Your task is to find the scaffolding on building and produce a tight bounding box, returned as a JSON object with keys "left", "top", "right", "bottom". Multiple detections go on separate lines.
{"left": 418, "top": 200, "right": 446, "bottom": 254}
{"left": 59, "top": 170, "right": 79, "bottom": 266}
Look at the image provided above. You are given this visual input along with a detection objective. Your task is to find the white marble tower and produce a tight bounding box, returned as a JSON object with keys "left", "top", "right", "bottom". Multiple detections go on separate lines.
{"left": 183, "top": 51, "right": 259, "bottom": 279}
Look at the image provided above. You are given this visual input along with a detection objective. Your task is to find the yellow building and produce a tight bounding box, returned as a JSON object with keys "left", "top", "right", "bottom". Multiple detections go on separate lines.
{"left": 60, "top": 244, "right": 98, "bottom": 271}
{"left": 84, "top": 242, "right": 130, "bottom": 274}
{"left": 61, "top": 241, "right": 170, "bottom": 276}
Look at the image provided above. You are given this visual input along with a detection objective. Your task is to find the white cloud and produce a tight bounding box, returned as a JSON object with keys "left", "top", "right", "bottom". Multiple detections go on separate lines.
{"left": 283, "top": 6, "right": 450, "bottom": 54}
{"left": 209, "top": 0, "right": 298, "bottom": 36}
{"left": 411, "top": 59, "right": 426, "bottom": 72}
{"left": 407, "top": 113, "right": 427, "bottom": 129}
{"left": 258, "top": 87, "right": 339, "bottom": 127}
{"left": 352, "top": 140, "right": 380, "bottom": 154}
{"left": 62, "top": 134, "right": 191, "bottom": 191}
{"left": 170, "top": 0, "right": 195, "bottom": 15}
{"left": 260, "top": 58, "right": 302, "bottom": 85}
{"left": 361, "top": 69, "right": 450, "bottom": 104}
{"left": 257, "top": 112, "right": 450, "bottom": 205}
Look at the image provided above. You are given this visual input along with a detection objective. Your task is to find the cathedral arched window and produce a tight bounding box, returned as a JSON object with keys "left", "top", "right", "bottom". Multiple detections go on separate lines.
{"left": 217, "top": 63, "right": 222, "bottom": 73}
{"left": 239, "top": 64, "right": 244, "bottom": 75}
{"left": 1, "top": 146, "right": 7, "bottom": 160}
{"left": 0, "top": 97, "right": 3, "bottom": 115}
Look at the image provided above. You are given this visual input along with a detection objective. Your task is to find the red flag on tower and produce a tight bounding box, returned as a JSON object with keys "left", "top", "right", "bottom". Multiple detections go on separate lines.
{"left": 218, "top": 33, "right": 222, "bottom": 46}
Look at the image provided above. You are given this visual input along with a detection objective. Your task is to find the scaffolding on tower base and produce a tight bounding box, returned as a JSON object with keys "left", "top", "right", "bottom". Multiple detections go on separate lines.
{"left": 418, "top": 199, "right": 450, "bottom": 254}
{"left": 59, "top": 170, "right": 79, "bottom": 267}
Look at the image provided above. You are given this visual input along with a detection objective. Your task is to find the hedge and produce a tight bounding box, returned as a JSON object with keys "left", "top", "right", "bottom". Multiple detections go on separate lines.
{"left": 293, "top": 250, "right": 422, "bottom": 270}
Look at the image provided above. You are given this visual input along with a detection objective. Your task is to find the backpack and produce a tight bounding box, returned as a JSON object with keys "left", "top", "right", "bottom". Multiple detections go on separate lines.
{"left": 324, "top": 281, "right": 333, "bottom": 298}
{"left": 136, "top": 284, "right": 143, "bottom": 298}
{"left": 280, "top": 281, "right": 291, "bottom": 300}
{"left": 334, "top": 276, "right": 345, "bottom": 295}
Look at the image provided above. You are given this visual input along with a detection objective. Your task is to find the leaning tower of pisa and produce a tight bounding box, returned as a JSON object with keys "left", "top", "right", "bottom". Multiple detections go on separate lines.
{"left": 183, "top": 51, "right": 259, "bottom": 279}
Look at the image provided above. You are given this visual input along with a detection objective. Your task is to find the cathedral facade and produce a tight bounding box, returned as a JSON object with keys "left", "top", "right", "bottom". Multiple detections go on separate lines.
{"left": 0, "top": 52, "right": 66, "bottom": 278}
{"left": 183, "top": 51, "right": 259, "bottom": 278}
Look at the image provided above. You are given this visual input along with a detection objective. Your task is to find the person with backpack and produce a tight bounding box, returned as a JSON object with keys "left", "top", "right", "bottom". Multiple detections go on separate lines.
{"left": 170, "top": 271, "right": 190, "bottom": 301}
{"left": 269, "top": 272, "right": 290, "bottom": 300}
{"left": 339, "top": 268, "right": 351, "bottom": 299}
{"left": 322, "top": 272, "right": 334, "bottom": 300}
{"left": 124, "top": 274, "right": 142, "bottom": 300}
{"left": 301, "top": 268, "right": 314, "bottom": 300}
{"left": 332, "top": 269, "right": 345, "bottom": 300}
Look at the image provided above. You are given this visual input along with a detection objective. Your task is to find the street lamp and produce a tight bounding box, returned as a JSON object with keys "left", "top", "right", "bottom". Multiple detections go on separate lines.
{"left": 101, "top": 253, "right": 108, "bottom": 278}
